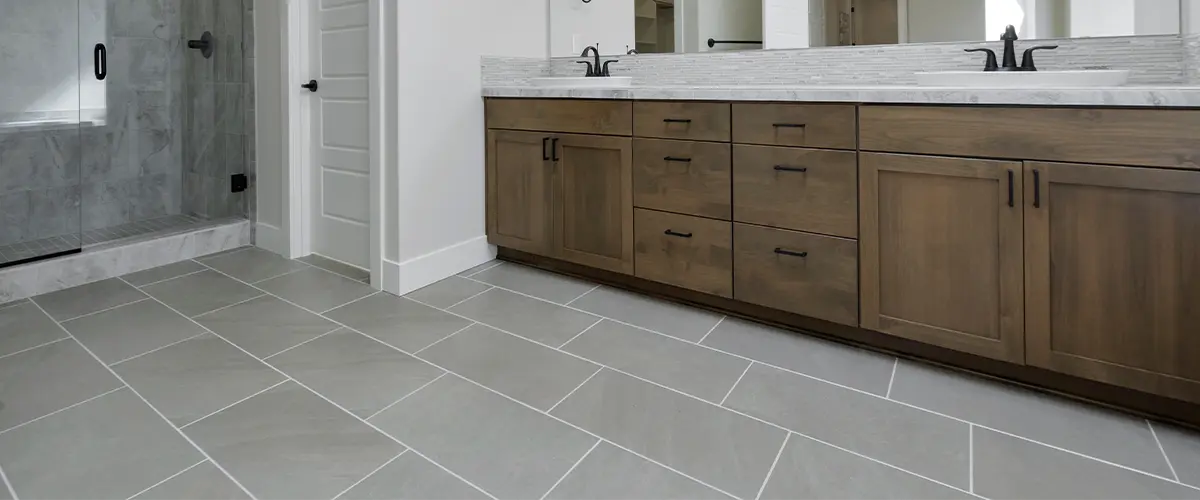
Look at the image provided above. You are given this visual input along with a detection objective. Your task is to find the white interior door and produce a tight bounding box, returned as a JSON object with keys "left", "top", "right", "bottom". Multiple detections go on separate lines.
{"left": 309, "top": 0, "right": 370, "bottom": 268}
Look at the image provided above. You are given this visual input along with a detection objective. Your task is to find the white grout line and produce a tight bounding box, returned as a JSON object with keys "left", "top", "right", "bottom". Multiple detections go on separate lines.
{"left": 124, "top": 459, "right": 207, "bottom": 500}
{"left": 0, "top": 386, "right": 125, "bottom": 437}
{"left": 179, "top": 380, "right": 290, "bottom": 430}
{"left": 754, "top": 432, "right": 789, "bottom": 500}
{"left": 57, "top": 297, "right": 152, "bottom": 323}
{"left": 696, "top": 316, "right": 726, "bottom": 345}
{"left": 968, "top": 424, "right": 975, "bottom": 494}
{"left": 261, "top": 327, "right": 345, "bottom": 360}
{"left": 563, "top": 285, "right": 600, "bottom": 306}
{"left": 540, "top": 439, "right": 602, "bottom": 500}
{"left": 794, "top": 430, "right": 983, "bottom": 499}
{"left": 132, "top": 269, "right": 210, "bottom": 289}
{"left": 547, "top": 367, "right": 604, "bottom": 414}
{"left": 331, "top": 449, "right": 409, "bottom": 500}
{"left": 719, "top": 362, "right": 754, "bottom": 406}
{"left": 412, "top": 322, "right": 479, "bottom": 356}
{"left": 557, "top": 318, "right": 604, "bottom": 350}
{"left": 321, "top": 290, "right": 384, "bottom": 314}
{"left": 885, "top": 358, "right": 899, "bottom": 399}
{"left": 29, "top": 294, "right": 260, "bottom": 500}
{"left": 109, "top": 332, "right": 211, "bottom": 367}
{"left": 0, "top": 460, "right": 17, "bottom": 500}
{"left": 190, "top": 293, "right": 268, "bottom": 319}
{"left": 193, "top": 246, "right": 253, "bottom": 264}
{"left": 365, "top": 372, "right": 449, "bottom": 421}
{"left": 0, "top": 336, "right": 71, "bottom": 361}
{"left": 249, "top": 264, "right": 316, "bottom": 285}
{"left": 442, "top": 286, "right": 496, "bottom": 310}
{"left": 461, "top": 260, "right": 504, "bottom": 278}
{"left": 1148, "top": 420, "right": 1181, "bottom": 483}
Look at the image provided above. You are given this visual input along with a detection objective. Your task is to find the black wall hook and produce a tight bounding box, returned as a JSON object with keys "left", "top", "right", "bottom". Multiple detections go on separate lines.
{"left": 188, "top": 31, "right": 214, "bottom": 59}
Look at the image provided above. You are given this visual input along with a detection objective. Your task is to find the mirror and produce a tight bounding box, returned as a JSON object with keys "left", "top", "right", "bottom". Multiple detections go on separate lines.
{"left": 549, "top": 0, "right": 1183, "bottom": 56}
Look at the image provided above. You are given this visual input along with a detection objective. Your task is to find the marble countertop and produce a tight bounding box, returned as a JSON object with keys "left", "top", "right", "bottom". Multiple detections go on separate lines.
{"left": 482, "top": 84, "right": 1200, "bottom": 107}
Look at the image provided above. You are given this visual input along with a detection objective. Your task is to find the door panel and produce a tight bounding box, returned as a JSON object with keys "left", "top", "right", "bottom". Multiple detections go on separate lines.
{"left": 1025, "top": 162, "right": 1200, "bottom": 403}
{"left": 311, "top": 0, "right": 370, "bottom": 268}
{"left": 555, "top": 134, "right": 634, "bottom": 274}
{"left": 861, "top": 153, "right": 1025, "bottom": 362}
{"left": 486, "top": 130, "right": 551, "bottom": 255}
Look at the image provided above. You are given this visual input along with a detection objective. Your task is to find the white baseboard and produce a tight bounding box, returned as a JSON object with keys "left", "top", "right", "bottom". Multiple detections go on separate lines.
{"left": 381, "top": 236, "right": 496, "bottom": 295}
{"left": 255, "top": 222, "right": 290, "bottom": 257}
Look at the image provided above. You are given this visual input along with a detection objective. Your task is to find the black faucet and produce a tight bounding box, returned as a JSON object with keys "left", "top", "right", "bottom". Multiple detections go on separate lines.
{"left": 577, "top": 45, "right": 619, "bottom": 77}
{"left": 964, "top": 25, "right": 1058, "bottom": 72}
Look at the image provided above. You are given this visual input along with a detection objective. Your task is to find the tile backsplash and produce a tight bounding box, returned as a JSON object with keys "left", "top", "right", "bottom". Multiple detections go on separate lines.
{"left": 1186, "top": 34, "right": 1200, "bottom": 84}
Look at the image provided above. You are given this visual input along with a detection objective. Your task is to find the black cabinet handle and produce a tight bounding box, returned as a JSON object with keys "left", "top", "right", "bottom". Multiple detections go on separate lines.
{"left": 664, "top": 230, "right": 693, "bottom": 238}
{"left": 774, "top": 165, "right": 808, "bottom": 173}
{"left": 772, "top": 123, "right": 806, "bottom": 128}
{"left": 774, "top": 248, "right": 808, "bottom": 258}
{"left": 301, "top": 80, "right": 319, "bottom": 92}
{"left": 663, "top": 118, "right": 692, "bottom": 124}
{"left": 1033, "top": 169, "right": 1041, "bottom": 208}
{"left": 664, "top": 156, "right": 692, "bottom": 162}
{"left": 1007, "top": 169, "right": 1014, "bottom": 207}
{"left": 542, "top": 137, "right": 550, "bottom": 161}
{"left": 93, "top": 43, "right": 107, "bottom": 80}
{"left": 551, "top": 138, "right": 560, "bottom": 161}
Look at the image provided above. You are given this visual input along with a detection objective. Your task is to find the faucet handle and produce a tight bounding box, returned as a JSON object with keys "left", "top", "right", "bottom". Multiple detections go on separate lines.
{"left": 600, "top": 60, "right": 618, "bottom": 77}
{"left": 964, "top": 48, "right": 999, "bottom": 72}
{"left": 1020, "top": 45, "right": 1058, "bottom": 71}
{"left": 576, "top": 60, "right": 595, "bottom": 77}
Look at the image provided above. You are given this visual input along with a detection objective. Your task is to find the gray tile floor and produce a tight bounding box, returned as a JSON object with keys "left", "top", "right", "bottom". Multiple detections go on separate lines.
{"left": 2, "top": 249, "right": 1200, "bottom": 500}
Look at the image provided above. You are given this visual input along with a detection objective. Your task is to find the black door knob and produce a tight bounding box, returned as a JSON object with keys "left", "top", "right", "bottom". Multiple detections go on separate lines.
{"left": 301, "top": 80, "right": 319, "bottom": 92}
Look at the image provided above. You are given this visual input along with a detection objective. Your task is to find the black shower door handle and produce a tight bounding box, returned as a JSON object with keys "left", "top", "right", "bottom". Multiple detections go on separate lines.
{"left": 94, "top": 43, "right": 107, "bottom": 80}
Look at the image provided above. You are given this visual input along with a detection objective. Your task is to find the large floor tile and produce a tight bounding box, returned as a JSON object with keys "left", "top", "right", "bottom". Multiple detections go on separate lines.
{"left": 457, "top": 260, "right": 501, "bottom": 277}
{"left": 195, "top": 295, "right": 340, "bottom": 358}
{"left": 0, "top": 300, "right": 67, "bottom": 357}
{"left": 450, "top": 288, "right": 600, "bottom": 347}
{"left": 325, "top": 294, "right": 473, "bottom": 352}
{"left": 64, "top": 299, "right": 207, "bottom": 365}
{"left": 1156, "top": 423, "right": 1200, "bottom": 487}
{"left": 418, "top": 324, "right": 599, "bottom": 410}
{"left": 33, "top": 278, "right": 148, "bottom": 321}
{"left": 340, "top": 451, "right": 488, "bottom": 500}
{"left": 569, "top": 287, "right": 724, "bottom": 342}
{"left": 563, "top": 320, "right": 750, "bottom": 403}
{"left": 889, "top": 361, "right": 1174, "bottom": 477}
{"left": 268, "top": 329, "right": 443, "bottom": 418}
{"left": 199, "top": 247, "right": 309, "bottom": 283}
{"left": 0, "top": 340, "right": 122, "bottom": 432}
{"left": 257, "top": 267, "right": 375, "bottom": 313}
{"left": 123, "top": 260, "right": 207, "bottom": 287}
{"left": 114, "top": 334, "right": 286, "bottom": 426}
{"left": 546, "top": 442, "right": 727, "bottom": 500}
{"left": 552, "top": 369, "right": 787, "bottom": 499}
{"left": 469, "top": 263, "right": 595, "bottom": 304}
{"left": 132, "top": 462, "right": 250, "bottom": 500}
{"left": 184, "top": 382, "right": 403, "bottom": 500}
{"left": 371, "top": 375, "right": 596, "bottom": 500}
{"left": 298, "top": 254, "right": 370, "bottom": 282}
{"left": 973, "top": 427, "right": 1198, "bottom": 499}
{"left": 405, "top": 276, "right": 492, "bottom": 309}
{"left": 142, "top": 270, "right": 263, "bottom": 317}
{"left": 760, "top": 434, "right": 971, "bottom": 500}
{"left": 701, "top": 318, "right": 895, "bottom": 396}
{"left": 0, "top": 389, "right": 202, "bottom": 500}
{"left": 723, "top": 363, "right": 969, "bottom": 489}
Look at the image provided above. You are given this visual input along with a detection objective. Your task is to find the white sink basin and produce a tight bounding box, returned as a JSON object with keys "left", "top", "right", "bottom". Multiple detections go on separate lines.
{"left": 531, "top": 76, "right": 633, "bottom": 88}
{"left": 915, "top": 70, "right": 1130, "bottom": 88}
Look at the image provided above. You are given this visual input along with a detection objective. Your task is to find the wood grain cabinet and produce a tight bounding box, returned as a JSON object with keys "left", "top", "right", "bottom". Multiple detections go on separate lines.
{"left": 486, "top": 130, "right": 552, "bottom": 255}
{"left": 634, "top": 209, "right": 733, "bottom": 297}
{"left": 555, "top": 134, "right": 635, "bottom": 274}
{"left": 733, "top": 223, "right": 859, "bottom": 326}
{"left": 1024, "top": 161, "right": 1200, "bottom": 403}
{"left": 859, "top": 152, "right": 1026, "bottom": 363}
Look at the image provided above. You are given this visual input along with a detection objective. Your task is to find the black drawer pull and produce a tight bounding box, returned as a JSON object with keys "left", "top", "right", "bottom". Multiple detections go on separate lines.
{"left": 664, "top": 230, "right": 693, "bottom": 238}
{"left": 774, "top": 165, "right": 808, "bottom": 173}
{"left": 1007, "top": 169, "right": 1014, "bottom": 207}
{"left": 664, "top": 156, "right": 692, "bottom": 162}
{"left": 1033, "top": 169, "right": 1041, "bottom": 208}
{"left": 542, "top": 137, "right": 550, "bottom": 161}
{"left": 772, "top": 123, "right": 806, "bottom": 128}
{"left": 774, "top": 248, "right": 808, "bottom": 258}
{"left": 663, "top": 118, "right": 692, "bottom": 123}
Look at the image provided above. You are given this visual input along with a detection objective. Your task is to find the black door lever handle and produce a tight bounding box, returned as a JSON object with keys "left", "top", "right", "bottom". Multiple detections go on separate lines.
{"left": 301, "top": 80, "right": 319, "bottom": 92}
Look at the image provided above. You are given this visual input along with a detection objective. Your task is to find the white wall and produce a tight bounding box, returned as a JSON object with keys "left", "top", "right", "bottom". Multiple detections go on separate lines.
{"left": 1135, "top": 0, "right": 1181, "bottom": 34}
{"left": 254, "top": 0, "right": 284, "bottom": 236}
{"left": 1070, "top": 0, "right": 1135, "bottom": 36}
{"left": 549, "top": 0, "right": 634, "bottom": 56}
{"left": 908, "top": 0, "right": 986, "bottom": 42}
{"left": 764, "top": 0, "right": 812, "bottom": 49}
{"left": 682, "top": 0, "right": 762, "bottom": 51}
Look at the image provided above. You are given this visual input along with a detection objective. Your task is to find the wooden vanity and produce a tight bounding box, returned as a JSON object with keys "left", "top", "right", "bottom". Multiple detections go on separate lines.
{"left": 484, "top": 97, "right": 1200, "bottom": 426}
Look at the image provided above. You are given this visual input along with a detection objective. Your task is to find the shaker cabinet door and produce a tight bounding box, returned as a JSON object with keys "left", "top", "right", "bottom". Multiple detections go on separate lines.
{"left": 554, "top": 134, "right": 635, "bottom": 274}
{"left": 486, "top": 130, "right": 552, "bottom": 256}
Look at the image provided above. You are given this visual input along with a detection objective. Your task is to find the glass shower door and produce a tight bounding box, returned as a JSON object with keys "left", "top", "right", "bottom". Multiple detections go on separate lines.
{"left": 0, "top": 0, "right": 85, "bottom": 268}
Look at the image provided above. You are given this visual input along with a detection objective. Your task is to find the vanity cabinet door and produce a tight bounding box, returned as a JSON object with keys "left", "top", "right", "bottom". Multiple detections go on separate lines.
{"left": 1025, "top": 162, "right": 1200, "bottom": 403}
{"left": 860, "top": 153, "right": 1025, "bottom": 363}
{"left": 554, "top": 134, "right": 635, "bottom": 274}
{"left": 487, "top": 130, "right": 552, "bottom": 256}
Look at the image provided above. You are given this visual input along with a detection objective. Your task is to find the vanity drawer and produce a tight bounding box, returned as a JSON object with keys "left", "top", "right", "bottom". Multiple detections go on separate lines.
{"left": 733, "top": 145, "right": 857, "bottom": 238}
{"left": 732, "top": 103, "right": 857, "bottom": 149}
{"left": 634, "top": 209, "right": 733, "bottom": 297}
{"left": 634, "top": 138, "right": 732, "bottom": 220}
{"left": 485, "top": 98, "right": 633, "bottom": 136}
{"left": 734, "top": 223, "right": 858, "bottom": 326}
{"left": 634, "top": 101, "right": 732, "bottom": 141}
{"left": 860, "top": 106, "right": 1200, "bottom": 169}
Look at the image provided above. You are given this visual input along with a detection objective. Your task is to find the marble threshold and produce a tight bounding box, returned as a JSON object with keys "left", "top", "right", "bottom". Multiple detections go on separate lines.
{"left": 482, "top": 84, "right": 1200, "bottom": 107}
{"left": 0, "top": 219, "right": 251, "bottom": 305}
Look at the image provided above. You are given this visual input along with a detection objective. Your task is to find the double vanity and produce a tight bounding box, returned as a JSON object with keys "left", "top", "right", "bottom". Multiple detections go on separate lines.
{"left": 481, "top": 87, "right": 1200, "bottom": 426}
